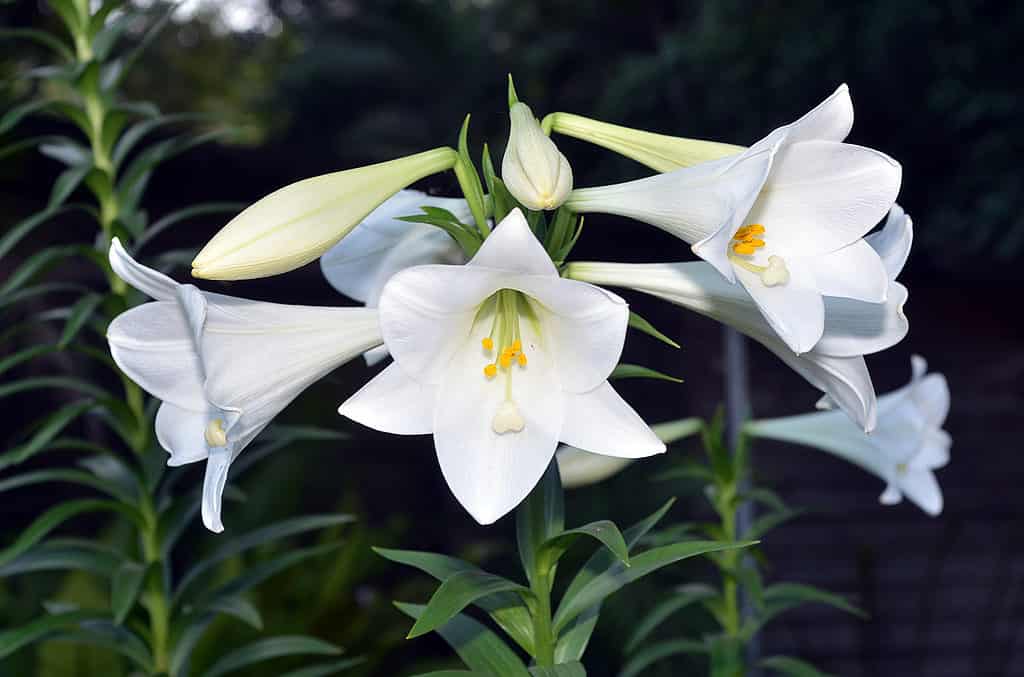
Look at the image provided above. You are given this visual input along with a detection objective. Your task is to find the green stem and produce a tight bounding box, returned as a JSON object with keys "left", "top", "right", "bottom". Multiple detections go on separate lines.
{"left": 530, "top": 570, "right": 556, "bottom": 667}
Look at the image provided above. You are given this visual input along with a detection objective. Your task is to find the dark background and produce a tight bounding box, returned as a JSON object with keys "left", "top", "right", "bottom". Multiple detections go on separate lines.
{"left": 2, "top": 1, "right": 1022, "bottom": 675}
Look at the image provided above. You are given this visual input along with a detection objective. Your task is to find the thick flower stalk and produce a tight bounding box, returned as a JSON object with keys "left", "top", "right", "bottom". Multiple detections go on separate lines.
{"left": 502, "top": 102, "right": 573, "bottom": 210}
{"left": 567, "top": 206, "right": 914, "bottom": 431}
{"left": 320, "top": 189, "right": 471, "bottom": 364}
{"left": 565, "top": 85, "right": 902, "bottom": 354}
{"left": 746, "top": 356, "right": 951, "bottom": 515}
{"left": 191, "top": 147, "right": 458, "bottom": 280}
{"left": 339, "top": 209, "right": 664, "bottom": 523}
{"left": 106, "top": 240, "right": 382, "bottom": 531}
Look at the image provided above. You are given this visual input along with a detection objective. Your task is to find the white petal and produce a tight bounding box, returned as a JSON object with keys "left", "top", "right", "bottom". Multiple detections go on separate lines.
{"left": 749, "top": 140, "right": 902, "bottom": 256}
{"left": 559, "top": 382, "right": 665, "bottom": 458}
{"left": 866, "top": 205, "right": 913, "bottom": 279}
{"left": 914, "top": 372, "right": 951, "bottom": 426}
{"left": 109, "top": 238, "right": 178, "bottom": 301}
{"left": 911, "top": 428, "right": 952, "bottom": 471}
{"left": 568, "top": 148, "right": 773, "bottom": 277}
{"left": 897, "top": 470, "right": 943, "bottom": 516}
{"left": 433, "top": 320, "right": 564, "bottom": 525}
{"left": 339, "top": 362, "right": 435, "bottom": 435}
{"left": 879, "top": 483, "right": 903, "bottom": 505}
{"left": 746, "top": 407, "right": 884, "bottom": 475}
{"left": 155, "top": 402, "right": 211, "bottom": 466}
{"left": 802, "top": 239, "right": 888, "bottom": 303}
{"left": 557, "top": 447, "right": 634, "bottom": 489}
{"left": 363, "top": 345, "right": 390, "bottom": 366}
{"left": 201, "top": 446, "right": 233, "bottom": 533}
{"left": 734, "top": 260, "right": 824, "bottom": 355}
{"left": 757, "top": 83, "right": 854, "bottom": 147}
{"left": 814, "top": 282, "right": 909, "bottom": 357}
{"left": 469, "top": 209, "right": 558, "bottom": 276}
{"left": 107, "top": 301, "right": 207, "bottom": 410}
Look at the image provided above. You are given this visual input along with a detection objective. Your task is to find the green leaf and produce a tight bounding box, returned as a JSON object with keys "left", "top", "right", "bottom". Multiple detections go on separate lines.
{"left": 279, "top": 658, "right": 367, "bottom": 677}
{"left": 204, "top": 595, "right": 264, "bottom": 630}
{"left": 0, "top": 28, "right": 73, "bottom": 61}
{"left": 746, "top": 508, "right": 806, "bottom": 540}
{"left": 0, "top": 99, "right": 55, "bottom": 136}
{"left": 610, "top": 363, "right": 683, "bottom": 384}
{"left": 536, "top": 521, "right": 630, "bottom": 576}
{"left": 759, "top": 656, "right": 836, "bottom": 677}
{"left": 40, "top": 139, "right": 91, "bottom": 166}
{"left": 530, "top": 664, "right": 586, "bottom": 677}
{"left": 135, "top": 201, "right": 245, "bottom": 251}
{"left": 0, "top": 610, "right": 106, "bottom": 660}
{"left": 0, "top": 400, "right": 96, "bottom": 470}
{"left": 174, "top": 514, "right": 354, "bottom": 602}
{"left": 398, "top": 212, "right": 482, "bottom": 257}
{"left": 0, "top": 468, "right": 129, "bottom": 502}
{"left": 396, "top": 602, "right": 531, "bottom": 677}
{"left": 0, "top": 538, "right": 121, "bottom": 578}
{"left": 374, "top": 547, "right": 534, "bottom": 654}
{"left": 742, "top": 488, "right": 788, "bottom": 513}
{"left": 516, "top": 459, "right": 564, "bottom": 587}
{"left": 553, "top": 540, "right": 753, "bottom": 632}
{"left": 0, "top": 376, "right": 109, "bottom": 400}
{"left": 199, "top": 636, "right": 342, "bottom": 677}
{"left": 624, "top": 582, "right": 718, "bottom": 652}
{"left": 0, "top": 244, "right": 84, "bottom": 296}
{"left": 111, "top": 561, "right": 147, "bottom": 624}
{"left": 47, "top": 622, "right": 154, "bottom": 670}
{"left": 761, "top": 583, "right": 866, "bottom": 622}
{"left": 0, "top": 499, "right": 144, "bottom": 567}
{"left": 406, "top": 570, "right": 532, "bottom": 639}
{"left": 48, "top": 164, "right": 92, "bottom": 209}
{"left": 619, "top": 638, "right": 709, "bottom": 677}
{"left": 58, "top": 293, "right": 104, "bottom": 347}
{"left": 653, "top": 462, "right": 715, "bottom": 483}
{"left": 454, "top": 114, "right": 489, "bottom": 235}
{"left": 111, "top": 112, "right": 218, "bottom": 170}
{"left": 628, "top": 311, "right": 680, "bottom": 349}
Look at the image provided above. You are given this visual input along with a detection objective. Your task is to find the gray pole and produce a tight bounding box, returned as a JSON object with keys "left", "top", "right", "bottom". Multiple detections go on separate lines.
{"left": 723, "top": 326, "right": 760, "bottom": 674}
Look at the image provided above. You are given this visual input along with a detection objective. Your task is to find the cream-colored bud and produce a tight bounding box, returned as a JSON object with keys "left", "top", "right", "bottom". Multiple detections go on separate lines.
{"left": 502, "top": 103, "right": 572, "bottom": 211}
{"left": 191, "top": 147, "right": 458, "bottom": 280}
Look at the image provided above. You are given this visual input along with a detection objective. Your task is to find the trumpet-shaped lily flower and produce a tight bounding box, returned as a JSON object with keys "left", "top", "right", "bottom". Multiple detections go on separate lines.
{"left": 567, "top": 206, "right": 914, "bottom": 432}
{"left": 503, "top": 102, "right": 573, "bottom": 210}
{"left": 106, "top": 240, "right": 382, "bottom": 532}
{"left": 746, "top": 356, "right": 951, "bottom": 516}
{"left": 566, "top": 85, "right": 902, "bottom": 354}
{"left": 339, "top": 209, "right": 664, "bottom": 524}
{"left": 320, "top": 189, "right": 470, "bottom": 365}
{"left": 191, "top": 147, "right": 458, "bottom": 280}
{"left": 557, "top": 418, "right": 701, "bottom": 489}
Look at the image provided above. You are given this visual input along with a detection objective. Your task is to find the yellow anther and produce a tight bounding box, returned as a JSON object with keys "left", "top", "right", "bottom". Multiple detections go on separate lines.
{"left": 482, "top": 337, "right": 494, "bottom": 351}
{"left": 743, "top": 237, "right": 766, "bottom": 248}
{"left": 499, "top": 352, "right": 513, "bottom": 369}
{"left": 517, "top": 352, "right": 527, "bottom": 367}
{"left": 484, "top": 363, "right": 497, "bottom": 378}
{"left": 732, "top": 242, "right": 758, "bottom": 256}
{"left": 512, "top": 339, "right": 522, "bottom": 352}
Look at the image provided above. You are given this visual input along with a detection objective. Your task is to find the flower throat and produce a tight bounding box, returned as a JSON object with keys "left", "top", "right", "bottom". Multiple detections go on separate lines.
{"left": 480, "top": 290, "right": 532, "bottom": 435}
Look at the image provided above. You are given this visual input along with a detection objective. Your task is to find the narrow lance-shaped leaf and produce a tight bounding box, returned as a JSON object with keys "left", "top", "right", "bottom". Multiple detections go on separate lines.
{"left": 199, "top": 636, "right": 343, "bottom": 677}
{"left": 406, "top": 570, "right": 533, "bottom": 639}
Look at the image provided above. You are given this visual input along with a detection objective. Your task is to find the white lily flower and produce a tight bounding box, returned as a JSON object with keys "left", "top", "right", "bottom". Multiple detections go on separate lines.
{"left": 502, "top": 102, "right": 573, "bottom": 210}
{"left": 339, "top": 209, "right": 664, "bottom": 524}
{"left": 566, "top": 85, "right": 902, "bottom": 354}
{"left": 746, "top": 356, "right": 951, "bottom": 516}
{"left": 320, "top": 189, "right": 471, "bottom": 365}
{"left": 567, "top": 205, "right": 914, "bottom": 432}
{"left": 557, "top": 418, "right": 701, "bottom": 489}
{"left": 106, "top": 239, "right": 382, "bottom": 532}
{"left": 191, "top": 147, "right": 458, "bottom": 280}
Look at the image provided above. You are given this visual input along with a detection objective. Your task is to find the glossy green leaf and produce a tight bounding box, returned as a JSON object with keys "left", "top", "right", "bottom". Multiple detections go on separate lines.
{"left": 134, "top": 201, "right": 244, "bottom": 251}
{"left": 0, "top": 468, "right": 128, "bottom": 502}
{"left": 374, "top": 547, "right": 534, "bottom": 653}
{"left": 0, "top": 376, "right": 108, "bottom": 401}
{"left": 0, "top": 244, "right": 83, "bottom": 296}
{"left": 759, "top": 655, "right": 836, "bottom": 677}
{"left": 111, "top": 111, "right": 217, "bottom": 169}
{"left": 0, "top": 538, "right": 121, "bottom": 578}
{"left": 48, "top": 164, "right": 92, "bottom": 209}
{"left": 761, "top": 583, "right": 866, "bottom": 622}
{"left": 536, "top": 521, "right": 629, "bottom": 576}
{"left": 516, "top": 460, "right": 564, "bottom": 587}
{"left": 746, "top": 508, "right": 806, "bottom": 540}
{"left": 610, "top": 363, "right": 683, "bottom": 383}
{"left": 279, "top": 658, "right": 368, "bottom": 677}
{"left": 0, "top": 28, "right": 74, "bottom": 60}
{"left": 396, "top": 602, "right": 531, "bottom": 677}
{"left": 624, "top": 583, "right": 718, "bottom": 652}
{"left": 628, "top": 311, "right": 680, "bottom": 349}
{"left": 619, "top": 638, "right": 709, "bottom": 677}
{"left": 0, "top": 610, "right": 105, "bottom": 659}
{"left": 554, "top": 540, "right": 752, "bottom": 632}
{"left": 111, "top": 561, "right": 147, "bottom": 624}
{"left": 48, "top": 622, "right": 154, "bottom": 670}
{"left": 0, "top": 99, "right": 55, "bottom": 135}
{"left": 406, "top": 570, "right": 532, "bottom": 639}
{"left": 58, "top": 293, "right": 103, "bottom": 347}
{"left": 200, "top": 636, "right": 342, "bottom": 677}
{"left": 0, "top": 400, "right": 96, "bottom": 470}
{"left": 203, "top": 595, "right": 264, "bottom": 630}
{"left": 455, "top": 114, "right": 489, "bottom": 235}
{"left": 530, "top": 663, "right": 586, "bottom": 677}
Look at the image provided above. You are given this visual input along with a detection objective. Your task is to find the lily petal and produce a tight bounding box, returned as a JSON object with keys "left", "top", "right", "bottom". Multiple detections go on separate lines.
{"left": 749, "top": 140, "right": 902, "bottom": 256}
{"left": 202, "top": 446, "right": 233, "bottom": 533}
{"left": 866, "top": 205, "right": 913, "bottom": 279}
{"left": 897, "top": 470, "right": 943, "bottom": 516}
{"left": 109, "top": 238, "right": 177, "bottom": 301}
{"left": 814, "top": 282, "right": 909, "bottom": 358}
{"left": 801, "top": 239, "right": 889, "bottom": 303}
{"left": 468, "top": 209, "right": 558, "bottom": 276}
{"left": 734, "top": 259, "right": 824, "bottom": 355}
{"left": 155, "top": 402, "right": 211, "bottom": 466}
{"left": 339, "top": 362, "right": 436, "bottom": 435}
{"left": 559, "top": 382, "right": 665, "bottom": 458}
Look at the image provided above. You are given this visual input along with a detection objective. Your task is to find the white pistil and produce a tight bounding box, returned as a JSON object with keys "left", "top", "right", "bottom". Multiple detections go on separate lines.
{"left": 727, "top": 252, "right": 790, "bottom": 287}
{"left": 204, "top": 418, "right": 228, "bottom": 447}
{"left": 492, "top": 401, "right": 526, "bottom": 434}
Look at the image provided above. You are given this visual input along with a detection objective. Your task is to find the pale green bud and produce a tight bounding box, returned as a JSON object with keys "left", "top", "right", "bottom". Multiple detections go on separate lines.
{"left": 502, "top": 102, "right": 572, "bottom": 211}
{"left": 192, "top": 147, "right": 458, "bottom": 280}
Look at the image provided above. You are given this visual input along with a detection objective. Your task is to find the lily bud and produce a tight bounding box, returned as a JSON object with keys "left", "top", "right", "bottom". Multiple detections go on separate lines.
{"left": 502, "top": 102, "right": 572, "bottom": 211}
{"left": 191, "top": 147, "right": 458, "bottom": 280}
{"left": 545, "top": 112, "right": 745, "bottom": 173}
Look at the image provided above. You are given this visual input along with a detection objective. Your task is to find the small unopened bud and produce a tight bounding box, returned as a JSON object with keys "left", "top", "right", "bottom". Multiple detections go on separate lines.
{"left": 502, "top": 103, "right": 572, "bottom": 211}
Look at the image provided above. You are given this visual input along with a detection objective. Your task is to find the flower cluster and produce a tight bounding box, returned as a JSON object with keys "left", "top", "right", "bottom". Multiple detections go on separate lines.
{"left": 107, "top": 82, "right": 950, "bottom": 531}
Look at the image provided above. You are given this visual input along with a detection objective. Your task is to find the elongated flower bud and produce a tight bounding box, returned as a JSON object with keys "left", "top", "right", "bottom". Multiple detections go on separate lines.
{"left": 502, "top": 102, "right": 572, "bottom": 210}
{"left": 545, "top": 112, "right": 744, "bottom": 172}
{"left": 192, "top": 147, "right": 458, "bottom": 280}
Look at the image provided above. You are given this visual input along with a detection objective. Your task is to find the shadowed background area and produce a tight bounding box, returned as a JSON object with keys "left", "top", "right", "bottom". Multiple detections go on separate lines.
{"left": 2, "top": 1, "right": 1021, "bottom": 675}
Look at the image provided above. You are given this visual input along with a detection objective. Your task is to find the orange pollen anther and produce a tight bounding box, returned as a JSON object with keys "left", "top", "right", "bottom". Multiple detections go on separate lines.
{"left": 482, "top": 337, "right": 494, "bottom": 351}
{"left": 517, "top": 352, "right": 528, "bottom": 367}
{"left": 484, "top": 363, "right": 497, "bottom": 378}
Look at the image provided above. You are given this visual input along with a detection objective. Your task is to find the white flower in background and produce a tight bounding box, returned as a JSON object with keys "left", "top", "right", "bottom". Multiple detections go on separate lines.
{"left": 746, "top": 356, "right": 951, "bottom": 516}
{"left": 106, "top": 240, "right": 382, "bottom": 532}
{"left": 503, "top": 102, "right": 573, "bottom": 211}
{"left": 339, "top": 209, "right": 664, "bottom": 524}
{"left": 191, "top": 147, "right": 458, "bottom": 280}
{"left": 566, "top": 85, "right": 901, "bottom": 354}
{"left": 320, "top": 189, "right": 471, "bottom": 365}
{"left": 567, "top": 205, "right": 914, "bottom": 432}
{"left": 557, "top": 418, "right": 702, "bottom": 489}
